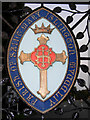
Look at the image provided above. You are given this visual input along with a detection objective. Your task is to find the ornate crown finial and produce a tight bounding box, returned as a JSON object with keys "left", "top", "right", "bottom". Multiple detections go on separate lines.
{"left": 31, "top": 23, "right": 55, "bottom": 34}
{"left": 37, "top": 34, "right": 49, "bottom": 45}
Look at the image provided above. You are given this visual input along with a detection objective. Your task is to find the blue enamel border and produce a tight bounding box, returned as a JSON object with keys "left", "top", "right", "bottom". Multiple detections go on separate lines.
{"left": 8, "top": 8, "right": 78, "bottom": 113}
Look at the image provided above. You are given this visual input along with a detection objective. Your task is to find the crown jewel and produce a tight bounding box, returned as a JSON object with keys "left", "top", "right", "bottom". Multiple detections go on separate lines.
{"left": 31, "top": 23, "right": 55, "bottom": 34}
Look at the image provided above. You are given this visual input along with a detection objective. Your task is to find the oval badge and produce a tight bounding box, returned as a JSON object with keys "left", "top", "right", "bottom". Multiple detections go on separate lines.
{"left": 7, "top": 7, "right": 79, "bottom": 113}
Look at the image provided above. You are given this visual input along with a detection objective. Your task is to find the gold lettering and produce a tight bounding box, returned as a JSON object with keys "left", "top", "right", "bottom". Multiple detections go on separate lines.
{"left": 31, "top": 15, "right": 37, "bottom": 20}
{"left": 21, "top": 23, "right": 28, "bottom": 30}
{"left": 10, "top": 52, "right": 16, "bottom": 58}
{"left": 22, "top": 89, "right": 28, "bottom": 96}
{"left": 70, "top": 62, "right": 76, "bottom": 68}
{"left": 60, "top": 26, "right": 66, "bottom": 33}
{"left": 19, "top": 86, "right": 24, "bottom": 91}
{"left": 14, "top": 75, "right": 20, "bottom": 81}
{"left": 26, "top": 94, "right": 33, "bottom": 102}
{"left": 13, "top": 38, "right": 19, "bottom": 42}
{"left": 64, "top": 80, "right": 71, "bottom": 87}
{"left": 26, "top": 18, "right": 32, "bottom": 24}
{"left": 16, "top": 81, "right": 22, "bottom": 87}
{"left": 58, "top": 24, "right": 62, "bottom": 28}
{"left": 45, "top": 12, "right": 49, "bottom": 18}
{"left": 12, "top": 42, "right": 18, "bottom": 46}
{"left": 31, "top": 99, "right": 37, "bottom": 105}
{"left": 53, "top": 19, "right": 58, "bottom": 25}
{"left": 16, "top": 31, "right": 22, "bottom": 36}
{"left": 64, "top": 32, "right": 70, "bottom": 38}
{"left": 10, "top": 47, "right": 17, "bottom": 52}
{"left": 15, "top": 36, "right": 19, "bottom": 39}
{"left": 68, "top": 44, "right": 73, "bottom": 49}
{"left": 69, "top": 69, "right": 75, "bottom": 75}
{"left": 56, "top": 91, "right": 63, "bottom": 97}
{"left": 66, "top": 38, "right": 72, "bottom": 43}
{"left": 61, "top": 85, "right": 68, "bottom": 93}
{"left": 48, "top": 15, "right": 54, "bottom": 20}
{"left": 10, "top": 65, "right": 17, "bottom": 71}
{"left": 53, "top": 96, "right": 58, "bottom": 102}
{"left": 35, "top": 11, "right": 41, "bottom": 17}
{"left": 10, "top": 62, "right": 17, "bottom": 71}
{"left": 69, "top": 50, "right": 75, "bottom": 55}
{"left": 9, "top": 62, "right": 16, "bottom": 66}
{"left": 66, "top": 74, "right": 73, "bottom": 81}
{"left": 49, "top": 99, "right": 56, "bottom": 106}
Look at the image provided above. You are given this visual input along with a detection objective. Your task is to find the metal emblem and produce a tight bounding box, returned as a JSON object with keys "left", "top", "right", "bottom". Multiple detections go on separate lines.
{"left": 7, "top": 7, "right": 78, "bottom": 113}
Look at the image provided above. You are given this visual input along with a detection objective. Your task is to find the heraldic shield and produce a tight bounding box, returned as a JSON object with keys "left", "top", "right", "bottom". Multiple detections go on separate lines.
{"left": 7, "top": 7, "right": 79, "bottom": 113}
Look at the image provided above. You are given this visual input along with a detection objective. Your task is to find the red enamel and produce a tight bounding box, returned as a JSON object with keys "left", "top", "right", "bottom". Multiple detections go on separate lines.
{"left": 31, "top": 45, "right": 56, "bottom": 70}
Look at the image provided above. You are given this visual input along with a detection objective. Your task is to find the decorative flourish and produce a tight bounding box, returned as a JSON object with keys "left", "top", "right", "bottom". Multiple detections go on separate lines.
{"left": 66, "top": 15, "right": 73, "bottom": 24}
{"left": 69, "top": 3, "right": 76, "bottom": 10}
{"left": 53, "top": 7, "right": 62, "bottom": 13}
{"left": 76, "top": 32, "right": 84, "bottom": 39}
{"left": 80, "top": 64, "right": 90, "bottom": 75}
{"left": 77, "top": 78, "right": 89, "bottom": 90}
{"left": 79, "top": 45, "right": 88, "bottom": 52}
{"left": 52, "top": 4, "right": 90, "bottom": 119}
{"left": 77, "top": 17, "right": 90, "bottom": 52}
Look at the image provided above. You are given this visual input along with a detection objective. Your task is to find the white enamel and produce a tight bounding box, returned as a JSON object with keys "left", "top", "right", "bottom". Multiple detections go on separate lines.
{"left": 18, "top": 18, "right": 68, "bottom": 101}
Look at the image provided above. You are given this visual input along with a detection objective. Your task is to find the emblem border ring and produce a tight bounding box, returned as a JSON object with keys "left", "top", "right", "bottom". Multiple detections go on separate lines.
{"left": 7, "top": 6, "right": 79, "bottom": 113}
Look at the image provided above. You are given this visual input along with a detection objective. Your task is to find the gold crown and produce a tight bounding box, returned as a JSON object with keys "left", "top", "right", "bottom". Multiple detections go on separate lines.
{"left": 31, "top": 23, "right": 55, "bottom": 34}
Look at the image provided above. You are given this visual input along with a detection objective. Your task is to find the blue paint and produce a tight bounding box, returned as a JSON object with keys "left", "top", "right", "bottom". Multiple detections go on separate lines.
{"left": 8, "top": 8, "right": 78, "bottom": 113}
